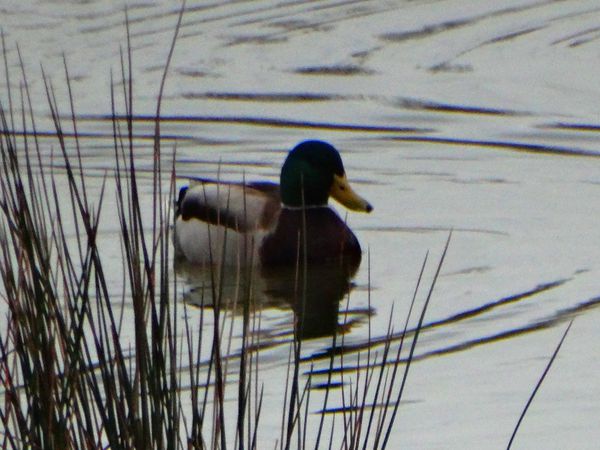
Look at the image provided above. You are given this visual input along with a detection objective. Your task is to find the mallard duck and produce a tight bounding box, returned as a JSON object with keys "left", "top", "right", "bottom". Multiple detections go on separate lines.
{"left": 174, "top": 140, "right": 372, "bottom": 268}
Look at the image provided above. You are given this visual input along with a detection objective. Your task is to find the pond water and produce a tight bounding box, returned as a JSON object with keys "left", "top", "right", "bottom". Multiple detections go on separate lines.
{"left": 1, "top": 1, "right": 600, "bottom": 448}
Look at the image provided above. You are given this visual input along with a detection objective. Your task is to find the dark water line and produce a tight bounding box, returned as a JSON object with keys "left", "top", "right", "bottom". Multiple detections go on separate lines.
{"left": 379, "top": 0, "right": 548, "bottom": 44}
{"left": 307, "top": 294, "right": 600, "bottom": 379}
{"left": 77, "top": 113, "right": 429, "bottom": 133}
{"left": 358, "top": 225, "right": 509, "bottom": 237}
{"left": 0, "top": 128, "right": 227, "bottom": 145}
{"left": 396, "top": 98, "right": 527, "bottom": 116}
{"left": 304, "top": 279, "right": 569, "bottom": 365}
{"left": 184, "top": 92, "right": 346, "bottom": 102}
{"left": 385, "top": 135, "right": 600, "bottom": 158}
{"left": 543, "top": 122, "right": 600, "bottom": 132}
{"left": 421, "top": 279, "right": 568, "bottom": 330}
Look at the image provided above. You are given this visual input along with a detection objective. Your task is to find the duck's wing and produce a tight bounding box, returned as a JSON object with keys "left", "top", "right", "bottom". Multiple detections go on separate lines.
{"left": 177, "top": 180, "right": 281, "bottom": 233}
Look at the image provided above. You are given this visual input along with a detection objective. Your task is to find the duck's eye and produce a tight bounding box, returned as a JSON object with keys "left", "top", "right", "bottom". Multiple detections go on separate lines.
{"left": 339, "top": 185, "right": 345, "bottom": 191}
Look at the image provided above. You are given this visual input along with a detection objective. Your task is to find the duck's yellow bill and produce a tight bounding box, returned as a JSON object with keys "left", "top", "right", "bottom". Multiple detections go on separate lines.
{"left": 330, "top": 174, "right": 373, "bottom": 213}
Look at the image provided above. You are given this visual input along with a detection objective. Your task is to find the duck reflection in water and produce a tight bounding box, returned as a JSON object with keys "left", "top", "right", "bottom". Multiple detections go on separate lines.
{"left": 174, "top": 140, "right": 372, "bottom": 339}
{"left": 176, "top": 259, "right": 361, "bottom": 340}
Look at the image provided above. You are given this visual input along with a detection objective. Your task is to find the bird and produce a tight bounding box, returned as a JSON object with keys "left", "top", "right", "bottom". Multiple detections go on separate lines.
{"left": 174, "top": 140, "right": 372, "bottom": 270}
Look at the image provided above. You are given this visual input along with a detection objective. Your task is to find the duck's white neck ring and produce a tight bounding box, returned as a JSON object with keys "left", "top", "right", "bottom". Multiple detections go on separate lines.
{"left": 281, "top": 203, "right": 329, "bottom": 210}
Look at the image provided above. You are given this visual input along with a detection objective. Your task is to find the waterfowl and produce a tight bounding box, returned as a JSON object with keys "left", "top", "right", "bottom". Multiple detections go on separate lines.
{"left": 174, "top": 140, "right": 372, "bottom": 268}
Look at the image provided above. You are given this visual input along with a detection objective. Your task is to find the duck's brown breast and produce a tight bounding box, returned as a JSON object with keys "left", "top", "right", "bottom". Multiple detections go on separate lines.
{"left": 259, "top": 207, "right": 361, "bottom": 270}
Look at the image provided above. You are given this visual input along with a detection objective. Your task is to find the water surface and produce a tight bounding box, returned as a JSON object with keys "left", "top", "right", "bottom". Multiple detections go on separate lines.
{"left": 1, "top": 1, "right": 599, "bottom": 448}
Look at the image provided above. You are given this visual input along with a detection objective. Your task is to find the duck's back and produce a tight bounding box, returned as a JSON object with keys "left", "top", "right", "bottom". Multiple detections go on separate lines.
{"left": 174, "top": 181, "right": 280, "bottom": 266}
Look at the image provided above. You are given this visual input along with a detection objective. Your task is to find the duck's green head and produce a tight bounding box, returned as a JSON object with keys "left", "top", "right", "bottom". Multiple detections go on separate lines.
{"left": 280, "top": 140, "right": 373, "bottom": 212}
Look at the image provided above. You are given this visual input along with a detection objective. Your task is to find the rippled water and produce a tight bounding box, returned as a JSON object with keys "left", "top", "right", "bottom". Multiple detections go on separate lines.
{"left": 2, "top": 1, "right": 600, "bottom": 448}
